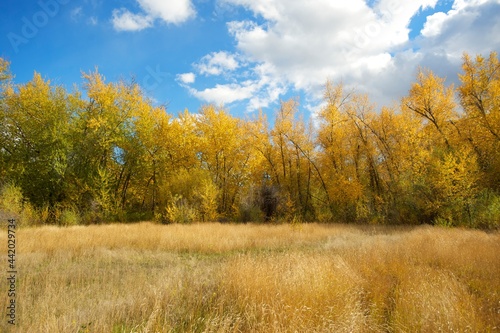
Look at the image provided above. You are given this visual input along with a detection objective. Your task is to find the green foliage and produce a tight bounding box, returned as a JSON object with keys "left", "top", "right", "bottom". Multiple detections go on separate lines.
{"left": 0, "top": 183, "right": 38, "bottom": 226}
{"left": 58, "top": 207, "right": 80, "bottom": 226}
{"left": 0, "top": 183, "right": 22, "bottom": 214}
{"left": 471, "top": 190, "right": 500, "bottom": 229}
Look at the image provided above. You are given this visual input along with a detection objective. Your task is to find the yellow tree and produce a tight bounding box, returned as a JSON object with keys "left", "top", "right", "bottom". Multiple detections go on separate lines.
{"left": 345, "top": 94, "right": 383, "bottom": 195}
{"left": 0, "top": 58, "right": 11, "bottom": 83}
{"left": 136, "top": 108, "right": 212, "bottom": 222}
{"left": 318, "top": 82, "right": 392, "bottom": 222}
{"left": 429, "top": 145, "right": 480, "bottom": 226}
{"left": 458, "top": 52, "right": 500, "bottom": 189}
{"left": 244, "top": 110, "right": 273, "bottom": 182}
{"left": 367, "top": 106, "right": 433, "bottom": 223}
{"left": 114, "top": 87, "right": 171, "bottom": 217}
{"left": 270, "top": 98, "right": 326, "bottom": 220}
{"left": 196, "top": 105, "right": 251, "bottom": 216}
{"left": 68, "top": 70, "right": 150, "bottom": 219}
{"left": 1, "top": 72, "right": 74, "bottom": 210}
{"left": 402, "top": 69, "right": 457, "bottom": 148}
{"left": 168, "top": 110, "right": 200, "bottom": 170}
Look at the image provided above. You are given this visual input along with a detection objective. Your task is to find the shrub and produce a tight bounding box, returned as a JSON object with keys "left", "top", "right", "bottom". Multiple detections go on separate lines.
{"left": 0, "top": 183, "right": 38, "bottom": 226}
{"left": 165, "top": 195, "right": 198, "bottom": 224}
{"left": 471, "top": 190, "right": 500, "bottom": 229}
{"left": 0, "top": 183, "right": 23, "bottom": 214}
{"left": 59, "top": 208, "right": 80, "bottom": 226}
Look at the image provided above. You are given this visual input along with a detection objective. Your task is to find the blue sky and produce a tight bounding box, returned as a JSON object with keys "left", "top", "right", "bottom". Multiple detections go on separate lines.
{"left": 1, "top": 0, "right": 499, "bottom": 119}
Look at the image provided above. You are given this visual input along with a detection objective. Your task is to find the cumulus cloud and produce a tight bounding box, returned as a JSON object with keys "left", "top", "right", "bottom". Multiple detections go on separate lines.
{"left": 189, "top": 82, "right": 257, "bottom": 105}
{"left": 196, "top": 51, "right": 239, "bottom": 76}
{"left": 112, "top": 0, "right": 195, "bottom": 31}
{"left": 421, "top": 11, "right": 449, "bottom": 37}
{"left": 137, "top": 0, "right": 195, "bottom": 24}
{"left": 177, "top": 72, "right": 196, "bottom": 84}
{"left": 223, "top": 1, "right": 447, "bottom": 94}
{"left": 185, "top": 61, "right": 287, "bottom": 110}
{"left": 418, "top": 0, "right": 500, "bottom": 57}
{"left": 112, "top": 9, "right": 152, "bottom": 31}
{"left": 181, "top": 0, "right": 500, "bottom": 111}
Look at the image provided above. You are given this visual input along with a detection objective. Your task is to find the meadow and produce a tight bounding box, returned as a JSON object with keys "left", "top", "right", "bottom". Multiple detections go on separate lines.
{"left": 0, "top": 222, "right": 499, "bottom": 332}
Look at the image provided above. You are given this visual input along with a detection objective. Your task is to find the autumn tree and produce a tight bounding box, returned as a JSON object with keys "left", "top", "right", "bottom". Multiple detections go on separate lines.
{"left": 0, "top": 58, "right": 11, "bottom": 83}
{"left": 123, "top": 94, "right": 172, "bottom": 218}
{"left": 318, "top": 83, "right": 388, "bottom": 222}
{"left": 1, "top": 72, "right": 75, "bottom": 212}
{"left": 458, "top": 52, "right": 500, "bottom": 189}
{"left": 0, "top": 54, "right": 498, "bottom": 228}
{"left": 402, "top": 68, "right": 457, "bottom": 148}
{"left": 196, "top": 105, "right": 252, "bottom": 217}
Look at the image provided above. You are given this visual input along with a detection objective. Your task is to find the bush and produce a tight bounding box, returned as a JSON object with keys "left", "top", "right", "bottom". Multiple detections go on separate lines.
{"left": 0, "top": 183, "right": 38, "bottom": 227}
{"left": 58, "top": 208, "right": 80, "bottom": 226}
{"left": 0, "top": 183, "right": 22, "bottom": 213}
{"left": 471, "top": 190, "right": 500, "bottom": 229}
{"left": 164, "top": 195, "right": 198, "bottom": 224}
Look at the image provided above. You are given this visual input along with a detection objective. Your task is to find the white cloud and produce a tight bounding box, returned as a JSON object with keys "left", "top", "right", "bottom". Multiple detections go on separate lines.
{"left": 453, "top": 0, "right": 495, "bottom": 10}
{"left": 112, "top": 9, "right": 152, "bottom": 31}
{"left": 214, "top": 0, "right": 443, "bottom": 108}
{"left": 196, "top": 51, "right": 239, "bottom": 76}
{"left": 181, "top": 60, "right": 286, "bottom": 110}
{"left": 418, "top": 0, "right": 500, "bottom": 57}
{"left": 181, "top": 0, "right": 500, "bottom": 112}
{"left": 112, "top": 0, "right": 195, "bottom": 31}
{"left": 189, "top": 82, "right": 257, "bottom": 105}
{"left": 222, "top": 0, "right": 445, "bottom": 90}
{"left": 421, "top": 11, "right": 448, "bottom": 37}
{"left": 421, "top": 0, "right": 492, "bottom": 38}
{"left": 177, "top": 72, "right": 196, "bottom": 84}
{"left": 137, "top": 0, "right": 195, "bottom": 25}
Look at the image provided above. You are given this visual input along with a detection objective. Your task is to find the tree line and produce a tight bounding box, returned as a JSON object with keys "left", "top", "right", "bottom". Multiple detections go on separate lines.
{"left": 0, "top": 52, "right": 499, "bottom": 228}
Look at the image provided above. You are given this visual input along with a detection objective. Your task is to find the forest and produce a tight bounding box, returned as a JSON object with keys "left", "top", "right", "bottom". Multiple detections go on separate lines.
{"left": 0, "top": 52, "right": 499, "bottom": 228}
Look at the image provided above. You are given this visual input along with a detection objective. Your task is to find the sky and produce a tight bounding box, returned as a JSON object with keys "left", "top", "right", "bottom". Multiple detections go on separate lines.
{"left": 1, "top": 0, "right": 499, "bottom": 119}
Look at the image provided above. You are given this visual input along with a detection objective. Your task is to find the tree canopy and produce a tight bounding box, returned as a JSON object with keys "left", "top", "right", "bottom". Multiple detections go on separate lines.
{"left": 1, "top": 52, "right": 499, "bottom": 228}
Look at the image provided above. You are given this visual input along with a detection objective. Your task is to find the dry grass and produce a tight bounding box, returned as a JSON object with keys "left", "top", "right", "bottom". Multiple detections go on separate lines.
{"left": 0, "top": 222, "right": 499, "bottom": 332}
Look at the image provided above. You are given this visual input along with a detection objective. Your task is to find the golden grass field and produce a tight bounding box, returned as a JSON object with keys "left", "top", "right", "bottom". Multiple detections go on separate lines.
{"left": 0, "top": 222, "right": 499, "bottom": 332}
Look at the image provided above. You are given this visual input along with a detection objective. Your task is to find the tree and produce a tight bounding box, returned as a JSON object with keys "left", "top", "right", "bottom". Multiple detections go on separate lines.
{"left": 317, "top": 83, "right": 381, "bottom": 222}
{"left": 458, "top": 52, "right": 500, "bottom": 190}
{"left": 270, "top": 98, "right": 324, "bottom": 221}
{"left": 1, "top": 72, "right": 74, "bottom": 211}
{"left": 0, "top": 58, "right": 13, "bottom": 183}
{"left": 196, "top": 105, "right": 251, "bottom": 217}
{"left": 402, "top": 69, "right": 457, "bottom": 148}
{"left": 0, "top": 58, "right": 11, "bottom": 83}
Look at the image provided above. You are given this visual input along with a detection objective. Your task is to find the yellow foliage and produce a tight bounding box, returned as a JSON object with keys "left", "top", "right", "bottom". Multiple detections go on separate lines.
{"left": 196, "top": 179, "right": 219, "bottom": 222}
{"left": 403, "top": 68, "right": 456, "bottom": 146}
{"left": 1, "top": 54, "right": 500, "bottom": 226}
